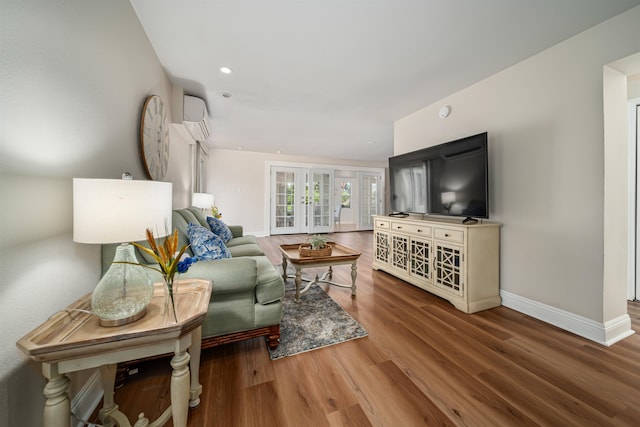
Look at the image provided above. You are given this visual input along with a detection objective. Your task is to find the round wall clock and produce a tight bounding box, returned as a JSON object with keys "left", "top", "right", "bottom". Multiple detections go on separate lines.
{"left": 140, "top": 95, "right": 170, "bottom": 181}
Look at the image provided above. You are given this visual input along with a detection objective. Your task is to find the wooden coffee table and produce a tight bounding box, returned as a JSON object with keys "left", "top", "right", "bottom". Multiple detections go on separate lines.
{"left": 278, "top": 243, "right": 361, "bottom": 301}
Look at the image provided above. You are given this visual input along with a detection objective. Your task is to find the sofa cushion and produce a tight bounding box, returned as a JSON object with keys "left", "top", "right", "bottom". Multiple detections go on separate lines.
{"left": 186, "top": 206, "right": 210, "bottom": 227}
{"left": 227, "top": 243, "right": 265, "bottom": 257}
{"left": 226, "top": 235, "right": 258, "bottom": 247}
{"left": 181, "top": 257, "right": 258, "bottom": 294}
{"left": 206, "top": 216, "right": 233, "bottom": 243}
{"left": 252, "top": 256, "right": 286, "bottom": 304}
{"left": 187, "top": 223, "right": 232, "bottom": 261}
{"left": 177, "top": 209, "right": 207, "bottom": 228}
{"left": 228, "top": 225, "right": 243, "bottom": 238}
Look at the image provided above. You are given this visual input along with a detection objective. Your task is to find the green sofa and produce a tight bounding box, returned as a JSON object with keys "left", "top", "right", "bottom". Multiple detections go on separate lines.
{"left": 102, "top": 207, "right": 284, "bottom": 349}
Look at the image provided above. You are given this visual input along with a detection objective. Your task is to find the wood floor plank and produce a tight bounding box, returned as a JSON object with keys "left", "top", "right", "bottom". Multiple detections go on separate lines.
{"left": 270, "top": 352, "right": 335, "bottom": 427}
{"left": 476, "top": 365, "right": 616, "bottom": 426}
{"left": 237, "top": 336, "right": 275, "bottom": 388}
{"left": 91, "top": 231, "right": 640, "bottom": 427}
{"left": 242, "top": 380, "right": 288, "bottom": 427}
{"left": 334, "top": 357, "right": 457, "bottom": 427}
{"left": 325, "top": 403, "right": 373, "bottom": 427}
{"left": 198, "top": 344, "right": 247, "bottom": 427}
{"left": 305, "top": 348, "right": 364, "bottom": 415}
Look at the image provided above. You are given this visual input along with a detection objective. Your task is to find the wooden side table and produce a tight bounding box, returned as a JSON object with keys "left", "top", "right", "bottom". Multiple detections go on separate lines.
{"left": 16, "top": 279, "right": 212, "bottom": 427}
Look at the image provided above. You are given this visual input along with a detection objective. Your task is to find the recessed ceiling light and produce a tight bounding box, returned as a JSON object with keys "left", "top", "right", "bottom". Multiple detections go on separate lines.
{"left": 219, "top": 66, "right": 233, "bottom": 74}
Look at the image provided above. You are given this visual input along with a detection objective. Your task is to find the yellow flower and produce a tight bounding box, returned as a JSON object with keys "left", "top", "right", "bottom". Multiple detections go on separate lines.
{"left": 131, "top": 228, "right": 190, "bottom": 283}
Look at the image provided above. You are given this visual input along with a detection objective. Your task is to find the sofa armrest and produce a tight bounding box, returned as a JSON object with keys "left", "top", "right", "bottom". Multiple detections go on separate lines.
{"left": 181, "top": 257, "right": 257, "bottom": 295}
{"left": 228, "top": 225, "right": 243, "bottom": 238}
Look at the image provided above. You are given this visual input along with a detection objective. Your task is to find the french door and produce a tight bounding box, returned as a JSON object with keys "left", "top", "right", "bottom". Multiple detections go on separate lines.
{"left": 309, "top": 168, "right": 333, "bottom": 234}
{"left": 270, "top": 167, "right": 334, "bottom": 235}
{"left": 270, "top": 167, "right": 308, "bottom": 235}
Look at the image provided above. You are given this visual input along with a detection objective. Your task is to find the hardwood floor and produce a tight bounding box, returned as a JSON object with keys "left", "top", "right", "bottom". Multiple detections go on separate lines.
{"left": 93, "top": 231, "right": 640, "bottom": 426}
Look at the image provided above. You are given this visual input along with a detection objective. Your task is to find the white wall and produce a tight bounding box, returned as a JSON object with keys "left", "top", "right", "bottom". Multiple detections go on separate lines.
{"left": 0, "top": 1, "right": 193, "bottom": 425}
{"left": 394, "top": 7, "right": 640, "bottom": 344}
{"left": 206, "top": 149, "right": 386, "bottom": 235}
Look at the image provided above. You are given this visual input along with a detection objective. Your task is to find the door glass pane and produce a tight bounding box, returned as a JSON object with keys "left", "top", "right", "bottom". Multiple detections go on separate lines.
{"left": 312, "top": 171, "right": 331, "bottom": 227}
{"left": 340, "top": 182, "right": 352, "bottom": 208}
{"left": 275, "top": 171, "right": 296, "bottom": 229}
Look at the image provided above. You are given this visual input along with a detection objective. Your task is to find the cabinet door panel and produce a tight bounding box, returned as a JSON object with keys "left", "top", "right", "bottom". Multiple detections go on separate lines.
{"left": 391, "top": 234, "right": 409, "bottom": 271}
{"left": 434, "top": 243, "right": 463, "bottom": 296}
{"left": 410, "top": 238, "right": 431, "bottom": 281}
{"left": 374, "top": 231, "right": 390, "bottom": 264}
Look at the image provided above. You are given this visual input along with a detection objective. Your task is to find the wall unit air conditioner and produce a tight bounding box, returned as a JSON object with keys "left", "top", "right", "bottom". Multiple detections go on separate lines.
{"left": 183, "top": 95, "right": 211, "bottom": 142}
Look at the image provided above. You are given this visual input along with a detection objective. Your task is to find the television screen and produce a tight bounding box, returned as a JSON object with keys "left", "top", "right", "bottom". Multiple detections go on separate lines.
{"left": 389, "top": 132, "right": 488, "bottom": 219}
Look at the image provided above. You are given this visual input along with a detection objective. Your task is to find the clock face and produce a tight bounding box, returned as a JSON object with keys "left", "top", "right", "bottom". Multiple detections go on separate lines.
{"left": 140, "top": 95, "right": 170, "bottom": 180}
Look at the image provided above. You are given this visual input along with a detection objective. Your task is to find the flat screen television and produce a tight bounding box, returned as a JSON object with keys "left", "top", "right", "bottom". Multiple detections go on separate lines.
{"left": 389, "top": 132, "right": 489, "bottom": 220}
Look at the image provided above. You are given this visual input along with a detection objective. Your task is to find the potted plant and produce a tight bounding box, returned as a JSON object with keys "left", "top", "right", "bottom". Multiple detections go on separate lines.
{"left": 299, "top": 234, "right": 332, "bottom": 257}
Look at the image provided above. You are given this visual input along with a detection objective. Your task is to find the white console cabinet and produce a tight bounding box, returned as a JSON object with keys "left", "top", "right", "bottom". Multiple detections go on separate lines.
{"left": 372, "top": 215, "right": 500, "bottom": 313}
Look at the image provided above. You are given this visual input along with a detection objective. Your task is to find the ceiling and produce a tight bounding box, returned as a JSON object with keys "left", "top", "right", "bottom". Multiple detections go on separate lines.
{"left": 130, "top": 0, "right": 640, "bottom": 162}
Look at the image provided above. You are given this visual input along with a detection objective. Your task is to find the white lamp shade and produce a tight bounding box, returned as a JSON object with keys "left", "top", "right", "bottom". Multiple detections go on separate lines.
{"left": 73, "top": 178, "right": 172, "bottom": 244}
{"left": 192, "top": 192, "right": 214, "bottom": 209}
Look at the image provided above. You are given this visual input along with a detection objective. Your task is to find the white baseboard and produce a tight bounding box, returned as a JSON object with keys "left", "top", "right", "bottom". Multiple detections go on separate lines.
{"left": 71, "top": 370, "right": 103, "bottom": 427}
{"left": 500, "top": 290, "right": 636, "bottom": 346}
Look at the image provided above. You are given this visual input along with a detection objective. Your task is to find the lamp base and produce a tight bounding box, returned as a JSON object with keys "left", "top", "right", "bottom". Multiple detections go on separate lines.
{"left": 99, "top": 307, "right": 147, "bottom": 327}
{"left": 92, "top": 243, "right": 154, "bottom": 328}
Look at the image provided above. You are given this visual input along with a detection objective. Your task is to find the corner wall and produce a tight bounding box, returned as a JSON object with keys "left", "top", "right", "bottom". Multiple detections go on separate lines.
{"left": 394, "top": 7, "right": 640, "bottom": 343}
{"left": 0, "top": 1, "right": 192, "bottom": 425}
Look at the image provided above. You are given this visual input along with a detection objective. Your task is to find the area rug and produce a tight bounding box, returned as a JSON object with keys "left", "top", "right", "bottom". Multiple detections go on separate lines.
{"left": 268, "top": 269, "right": 368, "bottom": 360}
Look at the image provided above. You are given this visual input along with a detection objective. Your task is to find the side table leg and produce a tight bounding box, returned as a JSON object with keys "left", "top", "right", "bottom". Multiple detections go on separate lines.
{"left": 99, "top": 364, "right": 120, "bottom": 427}
{"left": 42, "top": 363, "right": 70, "bottom": 427}
{"left": 170, "top": 350, "right": 191, "bottom": 427}
{"left": 351, "top": 261, "right": 357, "bottom": 297}
{"left": 189, "top": 326, "right": 203, "bottom": 407}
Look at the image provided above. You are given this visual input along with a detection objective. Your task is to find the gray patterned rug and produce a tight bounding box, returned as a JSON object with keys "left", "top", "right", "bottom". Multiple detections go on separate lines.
{"left": 268, "top": 271, "right": 368, "bottom": 360}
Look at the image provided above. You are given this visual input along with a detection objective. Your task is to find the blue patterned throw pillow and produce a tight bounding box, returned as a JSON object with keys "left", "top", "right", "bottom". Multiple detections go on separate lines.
{"left": 206, "top": 216, "right": 233, "bottom": 243}
{"left": 187, "top": 223, "right": 232, "bottom": 261}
